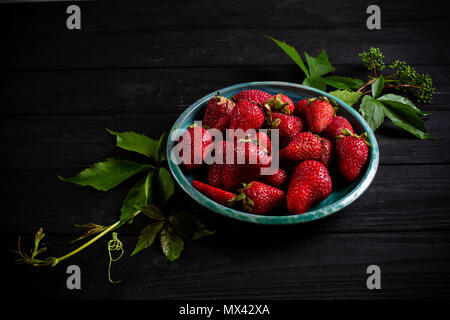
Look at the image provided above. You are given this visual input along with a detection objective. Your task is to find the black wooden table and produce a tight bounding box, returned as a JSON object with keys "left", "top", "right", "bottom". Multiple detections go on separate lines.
{"left": 1, "top": 0, "right": 450, "bottom": 299}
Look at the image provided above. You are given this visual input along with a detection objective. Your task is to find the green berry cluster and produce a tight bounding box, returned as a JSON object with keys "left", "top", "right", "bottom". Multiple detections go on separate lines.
{"left": 389, "top": 60, "right": 435, "bottom": 103}
{"left": 359, "top": 47, "right": 385, "bottom": 72}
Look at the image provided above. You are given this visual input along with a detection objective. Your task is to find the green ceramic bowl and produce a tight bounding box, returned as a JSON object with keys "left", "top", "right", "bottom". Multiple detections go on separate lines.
{"left": 167, "top": 82, "right": 379, "bottom": 225}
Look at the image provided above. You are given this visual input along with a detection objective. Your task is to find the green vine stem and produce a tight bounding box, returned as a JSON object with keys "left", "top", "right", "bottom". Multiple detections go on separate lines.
{"left": 15, "top": 211, "right": 140, "bottom": 267}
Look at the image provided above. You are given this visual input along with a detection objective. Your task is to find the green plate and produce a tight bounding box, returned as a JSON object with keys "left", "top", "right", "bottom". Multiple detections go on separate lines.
{"left": 167, "top": 81, "right": 379, "bottom": 225}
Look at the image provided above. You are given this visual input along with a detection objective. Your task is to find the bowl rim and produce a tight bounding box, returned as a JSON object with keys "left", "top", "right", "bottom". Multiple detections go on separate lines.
{"left": 166, "top": 81, "right": 379, "bottom": 225}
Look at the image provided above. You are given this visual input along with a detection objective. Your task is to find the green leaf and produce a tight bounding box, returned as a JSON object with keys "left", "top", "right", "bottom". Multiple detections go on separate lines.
{"left": 144, "top": 171, "right": 153, "bottom": 202}
{"left": 328, "top": 90, "right": 363, "bottom": 106}
{"left": 141, "top": 204, "right": 166, "bottom": 221}
{"left": 304, "top": 49, "right": 335, "bottom": 79}
{"left": 160, "top": 225, "right": 184, "bottom": 262}
{"left": 58, "top": 159, "right": 153, "bottom": 191}
{"left": 382, "top": 104, "right": 437, "bottom": 140}
{"left": 359, "top": 96, "right": 385, "bottom": 131}
{"left": 156, "top": 131, "right": 169, "bottom": 164}
{"left": 157, "top": 167, "right": 174, "bottom": 205}
{"left": 323, "top": 76, "right": 365, "bottom": 90}
{"left": 120, "top": 176, "right": 150, "bottom": 224}
{"left": 265, "top": 36, "right": 309, "bottom": 77}
{"left": 106, "top": 129, "right": 159, "bottom": 161}
{"left": 168, "top": 211, "right": 214, "bottom": 240}
{"left": 377, "top": 94, "right": 430, "bottom": 116}
{"left": 130, "top": 221, "right": 165, "bottom": 256}
{"left": 371, "top": 75, "right": 384, "bottom": 98}
{"left": 302, "top": 76, "right": 327, "bottom": 91}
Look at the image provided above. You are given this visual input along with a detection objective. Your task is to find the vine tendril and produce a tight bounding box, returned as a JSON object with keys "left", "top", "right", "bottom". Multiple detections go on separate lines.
{"left": 107, "top": 232, "right": 124, "bottom": 284}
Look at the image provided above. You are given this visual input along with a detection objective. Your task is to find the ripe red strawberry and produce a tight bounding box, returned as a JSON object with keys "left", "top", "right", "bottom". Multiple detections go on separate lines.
{"left": 222, "top": 142, "right": 271, "bottom": 191}
{"left": 229, "top": 100, "right": 265, "bottom": 132}
{"left": 203, "top": 94, "right": 235, "bottom": 131}
{"left": 250, "top": 131, "right": 271, "bottom": 154}
{"left": 265, "top": 93, "right": 295, "bottom": 115}
{"left": 323, "top": 116, "right": 354, "bottom": 141}
{"left": 208, "top": 163, "right": 224, "bottom": 188}
{"left": 287, "top": 160, "right": 332, "bottom": 215}
{"left": 206, "top": 140, "right": 234, "bottom": 188}
{"left": 294, "top": 99, "right": 309, "bottom": 117}
{"left": 261, "top": 168, "right": 288, "bottom": 189}
{"left": 193, "top": 180, "right": 236, "bottom": 206}
{"left": 306, "top": 98, "right": 334, "bottom": 133}
{"left": 335, "top": 129, "right": 369, "bottom": 181}
{"left": 178, "top": 124, "right": 213, "bottom": 170}
{"left": 233, "top": 89, "right": 272, "bottom": 106}
{"left": 237, "top": 181, "right": 285, "bottom": 214}
{"left": 279, "top": 132, "right": 322, "bottom": 163}
{"left": 319, "top": 137, "right": 333, "bottom": 168}
{"left": 271, "top": 112, "right": 305, "bottom": 147}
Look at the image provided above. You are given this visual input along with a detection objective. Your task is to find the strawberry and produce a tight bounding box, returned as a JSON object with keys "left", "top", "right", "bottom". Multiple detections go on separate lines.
{"left": 250, "top": 131, "right": 271, "bottom": 154}
{"left": 178, "top": 124, "right": 213, "bottom": 170}
{"left": 294, "top": 99, "right": 309, "bottom": 117}
{"left": 233, "top": 89, "right": 272, "bottom": 106}
{"left": 206, "top": 140, "right": 235, "bottom": 188}
{"left": 319, "top": 137, "right": 333, "bottom": 168}
{"left": 203, "top": 94, "right": 235, "bottom": 131}
{"left": 279, "top": 132, "right": 322, "bottom": 163}
{"left": 265, "top": 93, "right": 294, "bottom": 115}
{"left": 261, "top": 168, "right": 288, "bottom": 189}
{"left": 222, "top": 141, "right": 271, "bottom": 191}
{"left": 335, "top": 129, "right": 370, "bottom": 181}
{"left": 236, "top": 181, "right": 285, "bottom": 214}
{"left": 287, "top": 160, "right": 332, "bottom": 215}
{"left": 306, "top": 97, "right": 334, "bottom": 133}
{"left": 193, "top": 180, "right": 236, "bottom": 206}
{"left": 208, "top": 163, "right": 224, "bottom": 188}
{"left": 271, "top": 112, "right": 305, "bottom": 148}
{"left": 229, "top": 99, "right": 265, "bottom": 132}
{"left": 323, "top": 116, "right": 354, "bottom": 141}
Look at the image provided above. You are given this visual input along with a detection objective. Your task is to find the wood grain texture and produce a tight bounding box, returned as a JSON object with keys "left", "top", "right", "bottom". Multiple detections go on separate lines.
{"left": 3, "top": 231, "right": 450, "bottom": 299}
{"left": 1, "top": 65, "right": 449, "bottom": 115}
{"left": 3, "top": 26, "right": 450, "bottom": 70}
{"left": 1, "top": 0, "right": 450, "bottom": 300}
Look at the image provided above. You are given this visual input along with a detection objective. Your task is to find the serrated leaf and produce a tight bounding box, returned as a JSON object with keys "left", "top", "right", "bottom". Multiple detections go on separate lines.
{"left": 302, "top": 76, "right": 327, "bottom": 91}
{"left": 265, "top": 36, "right": 309, "bottom": 77}
{"left": 141, "top": 204, "right": 166, "bottom": 221}
{"left": 58, "top": 158, "right": 153, "bottom": 191}
{"left": 382, "top": 104, "right": 437, "bottom": 140}
{"left": 106, "top": 129, "right": 159, "bottom": 161}
{"left": 359, "top": 96, "right": 385, "bottom": 131}
{"left": 144, "top": 171, "right": 153, "bottom": 201}
{"left": 169, "top": 211, "right": 215, "bottom": 240}
{"left": 156, "top": 131, "right": 169, "bottom": 165}
{"left": 160, "top": 225, "right": 184, "bottom": 262}
{"left": 130, "top": 221, "right": 165, "bottom": 256}
{"left": 120, "top": 176, "right": 150, "bottom": 224}
{"left": 371, "top": 75, "right": 384, "bottom": 98}
{"left": 377, "top": 94, "right": 430, "bottom": 116}
{"left": 157, "top": 167, "right": 174, "bottom": 205}
{"left": 304, "top": 49, "right": 335, "bottom": 79}
{"left": 323, "top": 76, "right": 365, "bottom": 90}
{"left": 328, "top": 90, "right": 363, "bottom": 106}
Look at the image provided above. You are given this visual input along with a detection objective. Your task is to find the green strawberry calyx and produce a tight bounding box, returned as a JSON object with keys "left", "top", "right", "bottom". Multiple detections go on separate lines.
{"left": 234, "top": 182, "right": 256, "bottom": 213}
{"left": 337, "top": 128, "right": 372, "bottom": 148}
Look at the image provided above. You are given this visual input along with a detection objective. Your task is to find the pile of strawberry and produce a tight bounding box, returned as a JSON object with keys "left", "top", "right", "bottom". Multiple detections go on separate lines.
{"left": 177, "top": 89, "right": 370, "bottom": 215}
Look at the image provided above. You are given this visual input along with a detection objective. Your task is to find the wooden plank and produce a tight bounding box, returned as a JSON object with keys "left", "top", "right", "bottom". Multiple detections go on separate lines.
{"left": 3, "top": 231, "right": 450, "bottom": 299}
{"left": 3, "top": 26, "right": 450, "bottom": 70}
{"left": 0, "top": 112, "right": 448, "bottom": 172}
{"left": 3, "top": 165, "right": 450, "bottom": 235}
{"left": 1, "top": 65, "right": 448, "bottom": 115}
{"left": 1, "top": 0, "right": 448, "bottom": 34}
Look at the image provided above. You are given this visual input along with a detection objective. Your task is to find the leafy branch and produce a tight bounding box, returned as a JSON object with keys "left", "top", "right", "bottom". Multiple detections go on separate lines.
{"left": 267, "top": 36, "right": 437, "bottom": 140}
{"left": 15, "top": 129, "right": 214, "bottom": 277}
